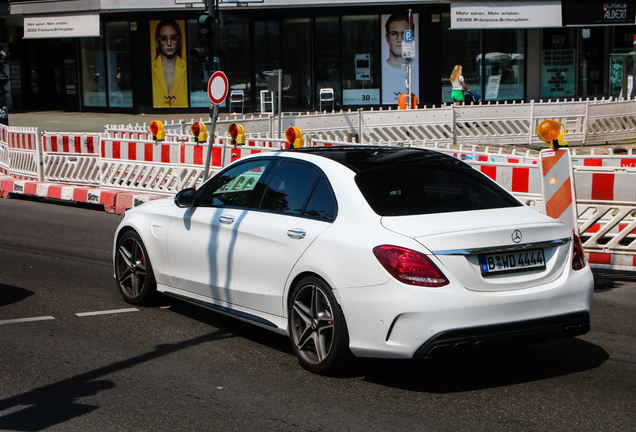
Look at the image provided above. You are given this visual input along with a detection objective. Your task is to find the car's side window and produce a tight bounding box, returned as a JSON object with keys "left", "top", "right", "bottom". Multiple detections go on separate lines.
{"left": 259, "top": 161, "right": 321, "bottom": 216}
{"left": 303, "top": 177, "right": 336, "bottom": 221}
{"left": 196, "top": 160, "right": 273, "bottom": 208}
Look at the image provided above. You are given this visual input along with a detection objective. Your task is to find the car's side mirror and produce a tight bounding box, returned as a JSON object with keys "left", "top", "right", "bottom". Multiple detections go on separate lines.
{"left": 174, "top": 188, "right": 196, "bottom": 208}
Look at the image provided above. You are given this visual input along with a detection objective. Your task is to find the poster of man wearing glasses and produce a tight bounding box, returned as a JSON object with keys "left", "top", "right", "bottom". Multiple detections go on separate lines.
{"left": 381, "top": 13, "right": 419, "bottom": 105}
{"left": 151, "top": 19, "right": 189, "bottom": 108}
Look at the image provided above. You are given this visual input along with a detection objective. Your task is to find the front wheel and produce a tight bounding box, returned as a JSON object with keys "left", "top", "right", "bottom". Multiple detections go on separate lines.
{"left": 289, "top": 277, "right": 352, "bottom": 375}
{"left": 114, "top": 230, "right": 157, "bottom": 305}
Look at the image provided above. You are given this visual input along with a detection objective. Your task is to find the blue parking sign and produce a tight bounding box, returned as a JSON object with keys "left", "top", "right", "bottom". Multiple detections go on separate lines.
{"left": 404, "top": 30, "right": 413, "bottom": 42}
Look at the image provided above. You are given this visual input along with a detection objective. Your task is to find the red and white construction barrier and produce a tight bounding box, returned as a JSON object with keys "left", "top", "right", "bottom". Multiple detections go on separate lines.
{"left": 0, "top": 176, "right": 166, "bottom": 214}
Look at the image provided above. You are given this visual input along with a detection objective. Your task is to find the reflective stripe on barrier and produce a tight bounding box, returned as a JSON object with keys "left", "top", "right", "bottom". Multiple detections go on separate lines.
{"left": 43, "top": 134, "right": 99, "bottom": 154}
{"left": 100, "top": 138, "right": 180, "bottom": 164}
{"left": 540, "top": 149, "right": 578, "bottom": 233}
{"left": 586, "top": 253, "right": 636, "bottom": 270}
{"left": 9, "top": 130, "right": 38, "bottom": 150}
{"left": 574, "top": 171, "right": 636, "bottom": 202}
{"left": 572, "top": 157, "right": 636, "bottom": 168}
{"left": 472, "top": 163, "right": 542, "bottom": 195}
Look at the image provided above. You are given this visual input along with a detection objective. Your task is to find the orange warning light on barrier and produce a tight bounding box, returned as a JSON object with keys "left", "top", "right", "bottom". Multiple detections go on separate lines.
{"left": 228, "top": 123, "right": 245, "bottom": 146}
{"left": 191, "top": 121, "right": 208, "bottom": 143}
{"left": 149, "top": 120, "right": 165, "bottom": 142}
{"left": 285, "top": 126, "right": 303, "bottom": 148}
{"left": 537, "top": 119, "right": 568, "bottom": 149}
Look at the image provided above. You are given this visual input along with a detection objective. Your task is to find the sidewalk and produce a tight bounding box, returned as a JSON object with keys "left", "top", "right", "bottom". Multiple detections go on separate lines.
{"left": 8, "top": 111, "right": 216, "bottom": 133}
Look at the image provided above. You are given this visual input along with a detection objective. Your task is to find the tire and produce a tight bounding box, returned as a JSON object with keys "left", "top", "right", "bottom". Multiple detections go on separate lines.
{"left": 114, "top": 230, "right": 157, "bottom": 305}
{"left": 289, "top": 276, "right": 353, "bottom": 375}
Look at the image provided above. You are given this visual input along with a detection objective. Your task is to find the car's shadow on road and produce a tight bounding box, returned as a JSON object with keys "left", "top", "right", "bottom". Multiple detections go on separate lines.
{"left": 160, "top": 295, "right": 609, "bottom": 393}
{"left": 358, "top": 337, "right": 608, "bottom": 393}
{"left": 593, "top": 268, "right": 636, "bottom": 291}
{"left": 157, "top": 295, "right": 295, "bottom": 356}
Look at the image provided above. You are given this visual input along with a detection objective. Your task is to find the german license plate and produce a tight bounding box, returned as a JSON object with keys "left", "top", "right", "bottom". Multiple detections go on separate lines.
{"left": 480, "top": 249, "right": 546, "bottom": 276}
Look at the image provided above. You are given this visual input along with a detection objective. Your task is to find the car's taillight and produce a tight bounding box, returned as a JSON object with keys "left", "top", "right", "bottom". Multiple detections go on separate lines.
{"left": 373, "top": 245, "right": 449, "bottom": 287}
{"left": 572, "top": 233, "right": 587, "bottom": 270}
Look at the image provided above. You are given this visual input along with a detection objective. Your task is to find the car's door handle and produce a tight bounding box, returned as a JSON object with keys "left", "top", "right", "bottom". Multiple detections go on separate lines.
{"left": 287, "top": 229, "right": 306, "bottom": 239}
{"left": 219, "top": 216, "right": 235, "bottom": 225}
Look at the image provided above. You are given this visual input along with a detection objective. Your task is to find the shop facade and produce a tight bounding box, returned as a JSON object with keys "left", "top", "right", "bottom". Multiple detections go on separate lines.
{"left": 0, "top": 0, "right": 635, "bottom": 114}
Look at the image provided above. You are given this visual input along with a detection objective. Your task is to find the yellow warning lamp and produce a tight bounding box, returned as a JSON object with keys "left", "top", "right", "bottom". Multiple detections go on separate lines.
{"left": 190, "top": 121, "right": 208, "bottom": 143}
{"left": 285, "top": 126, "right": 303, "bottom": 149}
{"left": 228, "top": 123, "right": 245, "bottom": 146}
{"left": 149, "top": 120, "right": 165, "bottom": 142}
{"left": 537, "top": 119, "right": 568, "bottom": 149}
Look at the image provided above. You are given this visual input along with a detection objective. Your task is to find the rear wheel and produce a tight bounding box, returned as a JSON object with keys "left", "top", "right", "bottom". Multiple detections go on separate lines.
{"left": 289, "top": 276, "right": 352, "bottom": 375}
{"left": 115, "top": 231, "right": 156, "bottom": 305}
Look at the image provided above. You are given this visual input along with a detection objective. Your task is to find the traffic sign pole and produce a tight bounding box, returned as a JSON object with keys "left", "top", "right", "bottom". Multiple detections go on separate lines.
{"left": 204, "top": 103, "right": 219, "bottom": 181}
{"left": 204, "top": 71, "right": 229, "bottom": 180}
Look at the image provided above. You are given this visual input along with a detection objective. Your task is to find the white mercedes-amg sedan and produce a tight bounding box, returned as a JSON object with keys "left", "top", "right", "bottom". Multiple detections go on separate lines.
{"left": 113, "top": 146, "right": 594, "bottom": 374}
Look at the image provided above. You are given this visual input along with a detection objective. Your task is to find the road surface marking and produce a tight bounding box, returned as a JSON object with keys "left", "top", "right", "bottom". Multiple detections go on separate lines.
{"left": 0, "top": 316, "right": 55, "bottom": 325}
{"left": 75, "top": 308, "right": 139, "bottom": 317}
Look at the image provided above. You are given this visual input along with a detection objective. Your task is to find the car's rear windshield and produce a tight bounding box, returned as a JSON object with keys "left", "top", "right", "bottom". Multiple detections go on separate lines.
{"left": 355, "top": 163, "right": 522, "bottom": 216}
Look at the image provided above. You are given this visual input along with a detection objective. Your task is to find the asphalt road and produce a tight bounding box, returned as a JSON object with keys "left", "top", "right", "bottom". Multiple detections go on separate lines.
{"left": 1, "top": 196, "right": 635, "bottom": 431}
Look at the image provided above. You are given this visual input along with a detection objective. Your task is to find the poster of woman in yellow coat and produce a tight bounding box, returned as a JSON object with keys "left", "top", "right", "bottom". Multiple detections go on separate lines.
{"left": 151, "top": 19, "right": 188, "bottom": 108}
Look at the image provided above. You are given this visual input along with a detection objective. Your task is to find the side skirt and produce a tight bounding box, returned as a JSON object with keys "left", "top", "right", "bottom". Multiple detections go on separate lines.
{"left": 158, "top": 285, "right": 289, "bottom": 336}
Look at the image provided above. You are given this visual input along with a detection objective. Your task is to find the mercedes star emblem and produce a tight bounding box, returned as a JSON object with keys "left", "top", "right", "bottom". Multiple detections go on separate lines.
{"left": 511, "top": 230, "right": 522, "bottom": 243}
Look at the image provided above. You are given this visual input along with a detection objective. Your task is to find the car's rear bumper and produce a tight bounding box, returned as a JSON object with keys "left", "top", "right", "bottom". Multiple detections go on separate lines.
{"left": 336, "top": 263, "right": 594, "bottom": 359}
{"left": 412, "top": 311, "right": 590, "bottom": 358}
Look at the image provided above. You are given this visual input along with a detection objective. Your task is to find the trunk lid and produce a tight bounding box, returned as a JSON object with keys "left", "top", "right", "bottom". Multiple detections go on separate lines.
{"left": 381, "top": 207, "right": 572, "bottom": 292}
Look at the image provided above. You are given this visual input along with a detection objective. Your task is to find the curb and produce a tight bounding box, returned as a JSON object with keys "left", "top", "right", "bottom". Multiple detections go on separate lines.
{"left": 0, "top": 176, "right": 167, "bottom": 214}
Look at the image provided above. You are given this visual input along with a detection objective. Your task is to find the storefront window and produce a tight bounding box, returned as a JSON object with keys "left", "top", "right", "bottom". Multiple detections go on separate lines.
{"left": 254, "top": 20, "right": 281, "bottom": 110}
{"left": 282, "top": 18, "right": 311, "bottom": 111}
{"left": 221, "top": 15, "right": 250, "bottom": 108}
{"left": 609, "top": 26, "right": 636, "bottom": 99}
{"left": 342, "top": 15, "right": 379, "bottom": 106}
{"left": 105, "top": 22, "right": 133, "bottom": 108}
{"left": 482, "top": 29, "right": 525, "bottom": 101}
{"left": 187, "top": 19, "right": 211, "bottom": 108}
{"left": 541, "top": 28, "right": 577, "bottom": 99}
{"left": 441, "top": 14, "right": 525, "bottom": 102}
{"left": 80, "top": 36, "right": 106, "bottom": 107}
{"left": 315, "top": 17, "right": 341, "bottom": 108}
{"left": 440, "top": 14, "right": 480, "bottom": 103}
{"left": 579, "top": 27, "right": 611, "bottom": 98}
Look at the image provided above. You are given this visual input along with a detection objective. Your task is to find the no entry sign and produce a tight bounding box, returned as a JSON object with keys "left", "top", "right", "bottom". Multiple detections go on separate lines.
{"left": 208, "top": 71, "right": 229, "bottom": 105}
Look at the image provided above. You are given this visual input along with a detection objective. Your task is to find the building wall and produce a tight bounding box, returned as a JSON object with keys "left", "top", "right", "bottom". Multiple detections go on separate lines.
{"left": 3, "top": 1, "right": 636, "bottom": 114}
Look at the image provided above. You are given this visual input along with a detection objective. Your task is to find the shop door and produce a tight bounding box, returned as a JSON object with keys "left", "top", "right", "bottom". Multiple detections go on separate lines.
{"left": 24, "top": 40, "right": 68, "bottom": 110}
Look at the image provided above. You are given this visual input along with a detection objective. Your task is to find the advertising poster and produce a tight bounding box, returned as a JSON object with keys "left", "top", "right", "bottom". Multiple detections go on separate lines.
{"left": 381, "top": 13, "right": 419, "bottom": 105}
{"left": 451, "top": 0, "right": 562, "bottom": 29}
{"left": 562, "top": 0, "right": 635, "bottom": 26}
{"left": 541, "top": 49, "right": 575, "bottom": 98}
{"left": 150, "top": 19, "right": 189, "bottom": 108}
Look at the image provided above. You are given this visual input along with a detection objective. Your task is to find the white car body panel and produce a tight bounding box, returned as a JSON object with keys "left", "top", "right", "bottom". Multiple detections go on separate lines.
{"left": 231, "top": 211, "right": 331, "bottom": 316}
{"left": 114, "top": 148, "right": 594, "bottom": 364}
{"left": 157, "top": 284, "right": 289, "bottom": 335}
{"left": 338, "top": 262, "right": 593, "bottom": 358}
{"left": 165, "top": 206, "right": 244, "bottom": 304}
